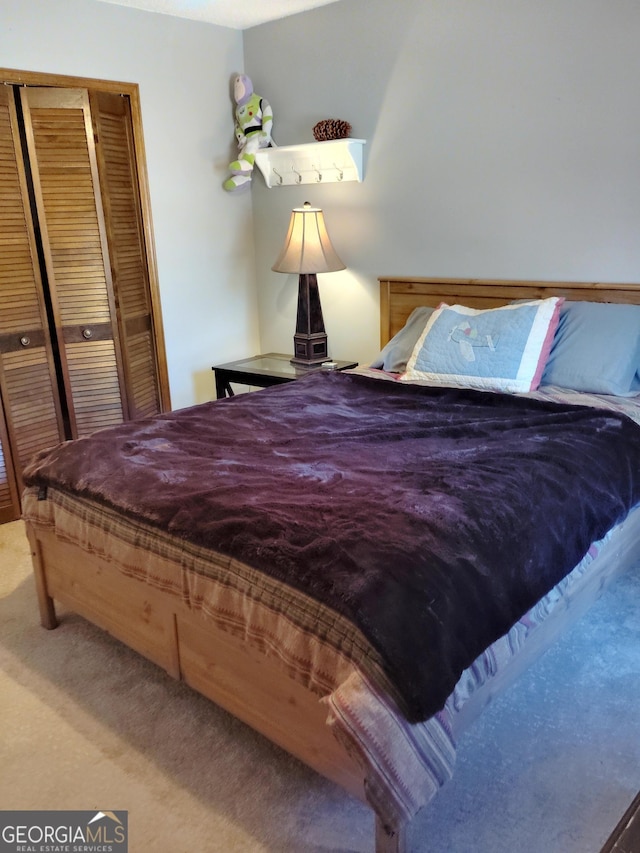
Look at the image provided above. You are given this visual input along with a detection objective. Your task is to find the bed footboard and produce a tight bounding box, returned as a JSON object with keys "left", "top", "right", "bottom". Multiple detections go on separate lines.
{"left": 24, "top": 519, "right": 412, "bottom": 853}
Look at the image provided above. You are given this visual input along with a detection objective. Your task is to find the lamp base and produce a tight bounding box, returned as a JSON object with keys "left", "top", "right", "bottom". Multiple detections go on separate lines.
{"left": 291, "top": 332, "right": 329, "bottom": 365}
{"left": 290, "top": 274, "right": 331, "bottom": 366}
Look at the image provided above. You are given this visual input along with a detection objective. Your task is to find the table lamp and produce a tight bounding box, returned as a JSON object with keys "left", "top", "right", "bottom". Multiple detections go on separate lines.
{"left": 272, "top": 202, "right": 345, "bottom": 365}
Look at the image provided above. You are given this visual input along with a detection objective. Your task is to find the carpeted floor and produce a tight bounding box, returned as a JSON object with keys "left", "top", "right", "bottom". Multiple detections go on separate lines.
{"left": 1, "top": 519, "right": 639, "bottom": 852}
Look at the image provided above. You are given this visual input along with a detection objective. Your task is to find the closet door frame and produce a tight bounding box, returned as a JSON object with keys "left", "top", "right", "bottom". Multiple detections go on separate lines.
{"left": 0, "top": 394, "right": 20, "bottom": 524}
{"left": 0, "top": 67, "right": 171, "bottom": 413}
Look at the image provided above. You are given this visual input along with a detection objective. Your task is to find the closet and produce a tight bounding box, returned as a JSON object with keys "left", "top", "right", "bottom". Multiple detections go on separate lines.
{"left": 0, "top": 70, "right": 170, "bottom": 523}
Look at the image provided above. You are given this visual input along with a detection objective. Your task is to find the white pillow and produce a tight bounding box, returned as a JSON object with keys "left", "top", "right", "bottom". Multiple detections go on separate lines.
{"left": 402, "top": 298, "right": 563, "bottom": 393}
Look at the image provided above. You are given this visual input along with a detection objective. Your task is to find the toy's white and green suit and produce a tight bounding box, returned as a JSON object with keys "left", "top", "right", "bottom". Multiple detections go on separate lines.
{"left": 224, "top": 75, "right": 273, "bottom": 193}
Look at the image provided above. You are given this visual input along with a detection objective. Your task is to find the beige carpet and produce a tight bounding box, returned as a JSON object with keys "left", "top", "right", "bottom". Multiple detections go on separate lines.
{"left": 1, "top": 520, "right": 639, "bottom": 852}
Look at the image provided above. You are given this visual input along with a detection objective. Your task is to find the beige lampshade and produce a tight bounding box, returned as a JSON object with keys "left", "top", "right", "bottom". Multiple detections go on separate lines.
{"left": 272, "top": 202, "right": 345, "bottom": 274}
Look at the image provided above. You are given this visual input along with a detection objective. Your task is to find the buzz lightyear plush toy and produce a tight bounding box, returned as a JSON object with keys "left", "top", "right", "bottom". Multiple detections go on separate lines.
{"left": 223, "top": 75, "right": 273, "bottom": 193}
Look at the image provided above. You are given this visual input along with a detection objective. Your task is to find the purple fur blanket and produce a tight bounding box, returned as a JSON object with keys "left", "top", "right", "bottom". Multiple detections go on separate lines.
{"left": 24, "top": 371, "right": 640, "bottom": 722}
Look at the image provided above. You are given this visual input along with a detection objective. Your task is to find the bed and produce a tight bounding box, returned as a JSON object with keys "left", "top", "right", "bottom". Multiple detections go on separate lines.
{"left": 22, "top": 277, "right": 640, "bottom": 853}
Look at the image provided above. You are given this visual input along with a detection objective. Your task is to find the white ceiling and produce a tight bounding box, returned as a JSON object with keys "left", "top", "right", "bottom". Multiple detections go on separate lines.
{"left": 96, "top": 0, "right": 345, "bottom": 29}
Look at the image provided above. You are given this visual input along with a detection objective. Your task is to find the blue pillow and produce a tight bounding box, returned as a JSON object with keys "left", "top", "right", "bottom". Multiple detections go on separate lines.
{"left": 402, "top": 298, "right": 562, "bottom": 393}
{"left": 541, "top": 301, "right": 640, "bottom": 395}
{"left": 370, "top": 306, "right": 434, "bottom": 373}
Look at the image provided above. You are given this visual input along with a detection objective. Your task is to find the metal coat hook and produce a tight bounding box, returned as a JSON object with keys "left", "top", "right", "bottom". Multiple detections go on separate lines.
{"left": 312, "top": 164, "right": 323, "bottom": 183}
{"left": 334, "top": 163, "right": 344, "bottom": 181}
{"left": 272, "top": 168, "right": 283, "bottom": 186}
{"left": 292, "top": 165, "right": 303, "bottom": 184}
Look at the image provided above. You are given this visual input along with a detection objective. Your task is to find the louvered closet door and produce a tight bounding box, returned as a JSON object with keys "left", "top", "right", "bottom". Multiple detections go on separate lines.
{"left": 20, "top": 87, "right": 129, "bottom": 439}
{"left": 92, "top": 91, "right": 162, "bottom": 419}
{"left": 0, "top": 86, "right": 64, "bottom": 520}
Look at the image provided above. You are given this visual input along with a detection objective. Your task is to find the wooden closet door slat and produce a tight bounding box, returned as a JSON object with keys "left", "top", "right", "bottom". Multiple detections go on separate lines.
{"left": 20, "top": 86, "right": 128, "bottom": 438}
{"left": 2, "top": 350, "right": 63, "bottom": 464}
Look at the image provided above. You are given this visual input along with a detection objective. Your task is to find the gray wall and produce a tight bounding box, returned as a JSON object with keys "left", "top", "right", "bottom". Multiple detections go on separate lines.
{"left": 1, "top": 0, "right": 260, "bottom": 409}
{"left": 245, "top": 0, "right": 640, "bottom": 365}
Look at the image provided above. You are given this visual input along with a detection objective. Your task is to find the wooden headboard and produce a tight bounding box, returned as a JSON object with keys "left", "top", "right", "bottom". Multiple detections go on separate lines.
{"left": 379, "top": 277, "right": 640, "bottom": 346}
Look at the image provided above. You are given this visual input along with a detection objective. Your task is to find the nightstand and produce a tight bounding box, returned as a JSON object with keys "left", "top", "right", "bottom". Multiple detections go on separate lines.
{"left": 212, "top": 352, "right": 358, "bottom": 399}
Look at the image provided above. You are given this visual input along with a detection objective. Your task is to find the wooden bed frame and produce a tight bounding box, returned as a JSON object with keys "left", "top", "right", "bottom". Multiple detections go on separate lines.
{"left": 25, "top": 277, "right": 640, "bottom": 853}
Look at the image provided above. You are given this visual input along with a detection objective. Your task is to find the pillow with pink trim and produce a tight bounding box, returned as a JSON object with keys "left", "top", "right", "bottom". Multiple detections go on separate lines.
{"left": 402, "top": 298, "right": 563, "bottom": 393}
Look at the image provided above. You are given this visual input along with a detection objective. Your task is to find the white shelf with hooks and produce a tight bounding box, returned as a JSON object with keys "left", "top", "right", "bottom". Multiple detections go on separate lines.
{"left": 254, "top": 139, "right": 366, "bottom": 188}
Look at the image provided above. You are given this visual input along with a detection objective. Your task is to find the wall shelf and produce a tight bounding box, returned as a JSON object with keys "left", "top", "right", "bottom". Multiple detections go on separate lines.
{"left": 254, "top": 139, "right": 366, "bottom": 188}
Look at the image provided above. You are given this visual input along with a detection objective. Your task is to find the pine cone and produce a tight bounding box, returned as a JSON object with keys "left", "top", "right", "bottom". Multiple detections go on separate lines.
{"left": 312, "top": 119, "right": 352, "bottom": 142}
